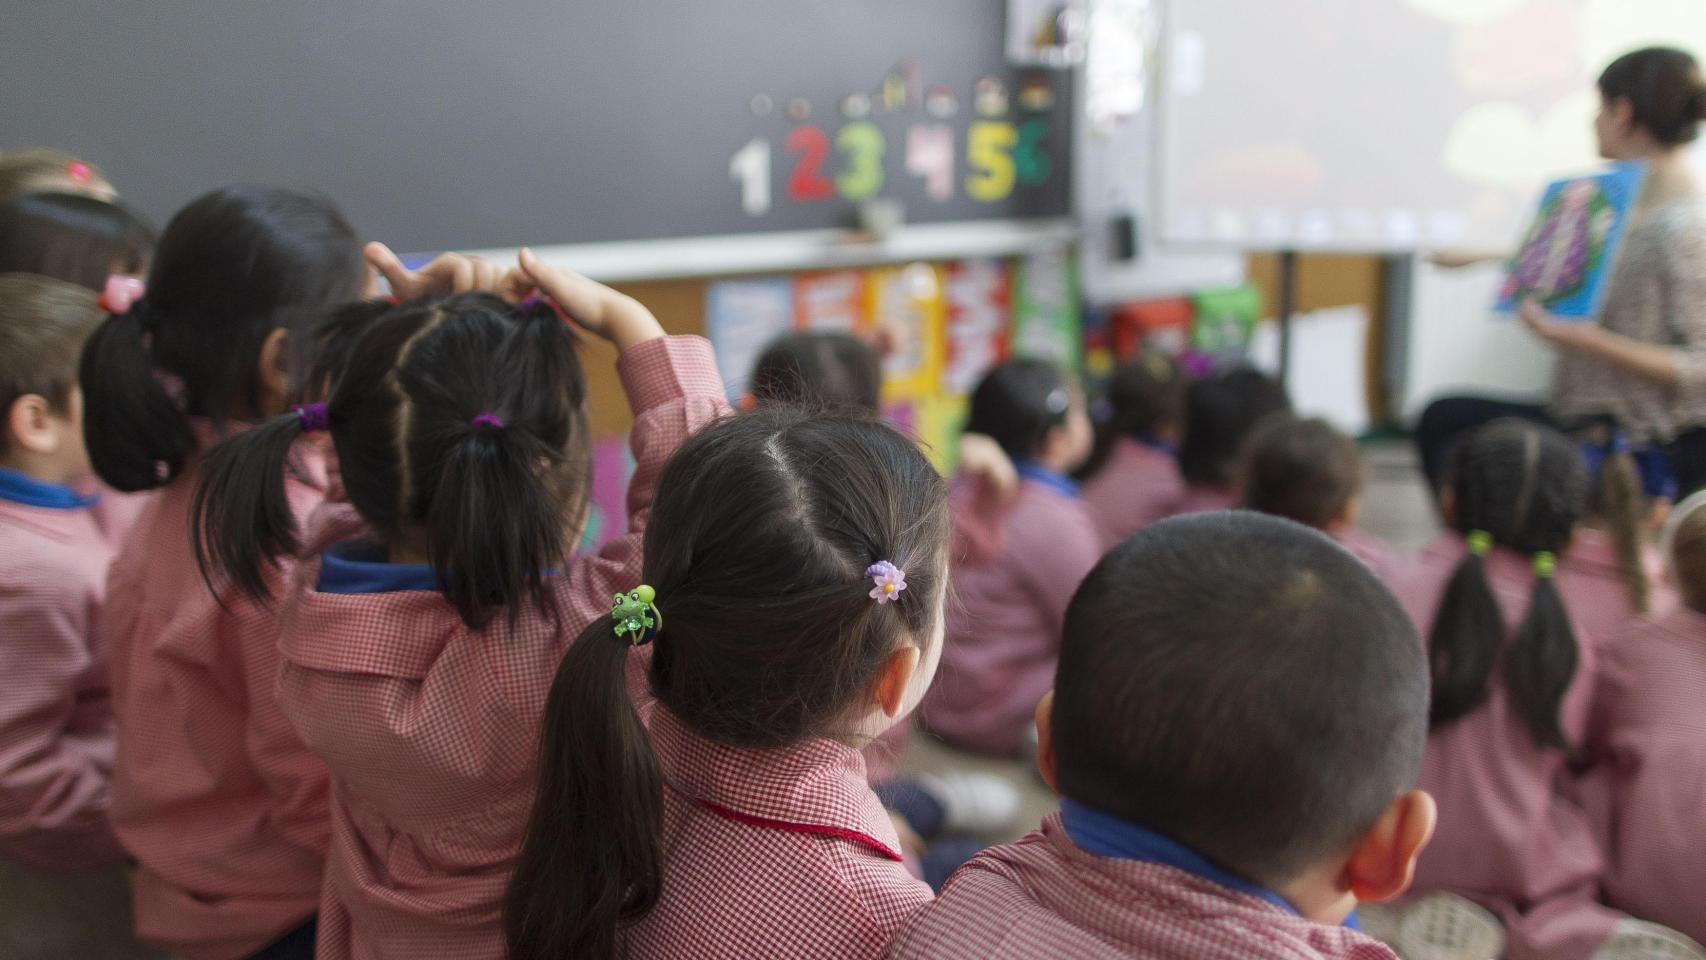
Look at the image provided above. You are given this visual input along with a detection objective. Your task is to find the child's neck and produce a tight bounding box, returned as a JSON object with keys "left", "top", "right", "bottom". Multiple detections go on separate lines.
{"left": 0, "top": 450, "right": 80, "bottom": 488}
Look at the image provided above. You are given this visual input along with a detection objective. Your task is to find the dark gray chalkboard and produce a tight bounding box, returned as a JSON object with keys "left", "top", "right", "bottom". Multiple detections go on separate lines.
{"left": 2, "top": 0, "right": 1072, "bottom": 252}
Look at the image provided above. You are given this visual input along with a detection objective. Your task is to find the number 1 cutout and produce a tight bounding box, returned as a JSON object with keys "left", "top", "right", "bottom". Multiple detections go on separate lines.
{"left": 729, "top": 138, "right": 772, "bottom": 216}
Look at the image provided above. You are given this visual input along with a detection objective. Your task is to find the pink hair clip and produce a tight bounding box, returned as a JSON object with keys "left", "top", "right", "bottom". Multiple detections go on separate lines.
{"left": 66, "top": 161, "right": 93, "bottom": 184}
{"left": 471, "top": 413, "right": 505, "bottom": 431}
{"left": 866, "top": 561, "right": 908, "bottom": 604}
{"left": 97, "top": 275, "right": 144, "bottom": 315}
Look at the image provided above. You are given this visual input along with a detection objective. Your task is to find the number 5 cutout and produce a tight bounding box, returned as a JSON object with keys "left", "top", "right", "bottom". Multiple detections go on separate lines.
{"left": 966, "top": 121, "right": 1017, "bottom": 203}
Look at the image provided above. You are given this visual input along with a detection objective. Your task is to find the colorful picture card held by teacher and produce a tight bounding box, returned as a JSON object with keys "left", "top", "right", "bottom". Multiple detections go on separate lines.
{"left": 1496, "top": 161, "right": 1645, "bottom": 322}
{"left": 706, "top": 277, "right": 796, "bottom": 401}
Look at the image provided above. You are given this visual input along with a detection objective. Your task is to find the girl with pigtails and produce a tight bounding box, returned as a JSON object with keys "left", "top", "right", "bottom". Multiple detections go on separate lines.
{"left": 191, "top": 247, "right": 731, "bottom": 959}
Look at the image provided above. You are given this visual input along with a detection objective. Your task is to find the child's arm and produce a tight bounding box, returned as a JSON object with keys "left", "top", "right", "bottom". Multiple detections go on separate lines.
{"left": 0, "top": 590, "right": 125, "bottom": 871}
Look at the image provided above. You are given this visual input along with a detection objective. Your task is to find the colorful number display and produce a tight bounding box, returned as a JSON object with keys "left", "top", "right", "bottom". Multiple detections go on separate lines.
{"left": 731, "top": 114, "right": 1054, "bottom": 215}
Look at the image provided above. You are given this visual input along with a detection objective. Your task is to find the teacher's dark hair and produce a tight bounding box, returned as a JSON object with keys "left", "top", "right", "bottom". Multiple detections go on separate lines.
{"left": 1599, "top": 47, "right": 1706, "bottom": 147}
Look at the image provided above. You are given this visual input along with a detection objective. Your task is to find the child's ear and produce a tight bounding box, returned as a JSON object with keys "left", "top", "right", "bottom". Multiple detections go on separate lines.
{"left": 256, "top": 328, "right": 291, "bottom": 416}
{"left": 1328, "top": 496, "right": 1360, "bottom": 533}
{"left": 6, "top": 394, "right": 56, "bottom": 455}
{"left": 870, "top": 643, "right": 922, "bottom": 719}
{"left": 1437, "top": 485, "right": 1457, "bottom": 527}
{"left": 1033, "top": 691, "right": 1060, "bottom": 794}
{"left": 1342, "top": 790, "right": 1436, "bottom": 904}
{"left": 737, "top": 393, "right": 757, "bottom": 413}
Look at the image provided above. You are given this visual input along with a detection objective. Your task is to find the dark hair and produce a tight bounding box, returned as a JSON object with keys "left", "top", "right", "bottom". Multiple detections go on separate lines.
{"left": 1599, "top": 47, "right": 1706, "bottom": 147}
{"left": 1429, "top": 419, "right": 1586, "bottom": 751}
{"left": 1669, "top": 499, "right": 1706, "bottom": 614}
{"left": 1078, "top": 354, "right": 1185, "bottom": 482}
{"left": 1241, "top": 415, "right": 1364, "bottom": 530}
{"left": 505, "top": 408, "right": 950, "bottom": 960}
{"left": 193, "top": 293, "right": 588, "bottom": 629}
{"left": 1053, "top": 511, "right": 1426, "bottom": 886}
{"left": 0, "top": 192, "right": 155, "bottom": 291}
{"left": 0, "top": 148, "right": 110, "bottom": 203}
{"left": 750, "top": 332, "right": 881, "bottom": 414}
{"left": 78, "top": 186, "right": 365, "bottom": 492}
{"left": 1579, "top": 429, "right": 1651, "bottom": 615}
{"left": 964, "top": 358, "right": 1072, "bottom": 462}
{"left": 1179, "top": 367, "right": 1290, "bottom": 488}
{"left": 303, "top": 298, "right": 395, "bottom": 404}
{"left": 0, "top": 274, "right": 104, "bottom": 448}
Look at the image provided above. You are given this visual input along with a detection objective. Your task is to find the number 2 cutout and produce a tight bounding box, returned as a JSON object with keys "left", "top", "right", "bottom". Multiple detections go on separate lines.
{"left": 786, "top": 126, "right": 835, "bottom": 202}
{"left": 835, "top": 122, "right": 886, "bottom": 200}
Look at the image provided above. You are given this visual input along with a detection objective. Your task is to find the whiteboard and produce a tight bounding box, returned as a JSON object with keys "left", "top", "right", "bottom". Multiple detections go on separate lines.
{"left": 1156, "top": 0, "right": 1706, "bottom": 253}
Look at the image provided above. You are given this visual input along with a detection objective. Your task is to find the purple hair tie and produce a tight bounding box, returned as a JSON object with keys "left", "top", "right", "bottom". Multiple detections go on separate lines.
{"left": 866, "top": 561, "right": 908, "bottom": 604}
{"left": 292, "top": 402, "right": 330, "bottom": 433}
{"left": 471, "top": 413, "right": 506, "bottom": 431}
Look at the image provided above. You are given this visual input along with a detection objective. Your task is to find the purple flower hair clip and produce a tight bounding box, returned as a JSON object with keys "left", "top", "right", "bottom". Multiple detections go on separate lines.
{"left": 866, "top": 561, "right": 907, "bottom": 604}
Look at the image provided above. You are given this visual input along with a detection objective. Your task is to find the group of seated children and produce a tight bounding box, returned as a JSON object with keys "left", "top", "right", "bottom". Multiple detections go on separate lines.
{"left": 0, "top": 147, "right": 1700, "bottom": 960}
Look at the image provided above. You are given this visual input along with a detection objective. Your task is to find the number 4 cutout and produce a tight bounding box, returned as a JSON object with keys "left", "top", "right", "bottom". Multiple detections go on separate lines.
{"left": 906, "top": 124, "right": 954, "bottom": 202}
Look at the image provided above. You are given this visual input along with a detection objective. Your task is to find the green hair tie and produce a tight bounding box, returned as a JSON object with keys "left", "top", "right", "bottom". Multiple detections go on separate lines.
{"left": 1466, "top": 530, "right": 1494, "bottom": 557}
{"left": 1532, "top": 552, "right": 1557, "bottom": 579}
{"left": 612, "top": 585, "right": 662, "bottom": 646}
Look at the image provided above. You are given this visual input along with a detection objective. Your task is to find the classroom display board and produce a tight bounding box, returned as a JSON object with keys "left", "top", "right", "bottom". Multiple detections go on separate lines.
{"left": 702, "top": 253, "right": 1079, "bottom": 471}
{"left": 1157, "top": 0, "right": 1706, "bottom": 253}
{"left": 3, "top": 1, "right": 1071, "bottom": 253}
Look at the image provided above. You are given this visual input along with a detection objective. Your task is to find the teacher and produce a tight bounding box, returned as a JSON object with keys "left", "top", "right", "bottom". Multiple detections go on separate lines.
{"left": 1418, "top": 47, "right": 1706, "bottom": 497}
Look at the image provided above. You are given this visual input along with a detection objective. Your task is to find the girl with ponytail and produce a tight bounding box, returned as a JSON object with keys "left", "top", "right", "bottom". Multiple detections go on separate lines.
{"left": 1381, "top": 419, "right": 1638, "bottom": 960}
{"left": 505, "top": 407, "right": 950, "bottom": 960}
{"left": 192, "top": 248, "right": 729, "bottom": 960}
{"left": 82, "top": 185, "right": 366, "bottom": 960}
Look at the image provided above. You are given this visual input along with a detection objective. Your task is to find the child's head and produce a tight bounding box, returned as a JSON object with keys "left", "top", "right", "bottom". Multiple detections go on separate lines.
{"left": 1667, "top": 493, "right": 1706, "bottom": 614}
{"left": 0, "top": 192, "right": 155, "bottom": 291}
{"left": 1044, "top": 512, "right": 1432, "bottom": 923}
{"left": 1178, "top": 367, "right": 1290, "bottom": 489}
{"left": 79, "top": 185, "right": 366, "bottom": 491}
{"left": 194, "top": 293, "right": 588, "bottom": 627}
{"left": 1077, "top": 353, "right": 1185, "bottom": 481}
{"left": 1240, "top": 415, "right": 1364, "bottom": 532}
{"left": 965, "top": 358, "right": 1091, "bottom": 473}
{"left": 0, "top": 148, "right": 116, "bottom": 202}
{"left": 749, "top": 331, "right": 881, "bottom": 414}
{"left": 506, "top": 407, "right": 950, "bottom": 959}
{"left": 1596, "top": 47, "right": 1706, "bottom": 157}
{"left": 1431, "top": 418, "right": 1586, "bottom": 751}
{"left": 0, "top": 274, "right": 104, "bottom": 482}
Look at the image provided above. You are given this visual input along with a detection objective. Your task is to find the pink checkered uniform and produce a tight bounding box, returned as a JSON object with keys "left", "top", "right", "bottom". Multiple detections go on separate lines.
{"left": 1080, "top": 436, "right": 1185, "bottom": 548}
{"left": 275, "top": 336, "right": 728, "bottom": 959}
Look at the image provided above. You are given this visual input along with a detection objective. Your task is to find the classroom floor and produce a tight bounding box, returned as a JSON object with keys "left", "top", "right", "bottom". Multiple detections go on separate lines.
{"left": 900, "top": 439, "right": 1442, "bottom": 844}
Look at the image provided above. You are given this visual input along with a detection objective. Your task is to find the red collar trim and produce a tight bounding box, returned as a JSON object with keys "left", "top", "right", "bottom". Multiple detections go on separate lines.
{"left": 692, "top": 797, "right": 904, "bottom": 862}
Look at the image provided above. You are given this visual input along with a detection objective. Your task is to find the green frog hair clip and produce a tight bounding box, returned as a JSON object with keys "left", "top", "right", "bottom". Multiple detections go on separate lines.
{"left": 612, "top": 585, "right": 662, "bottom": 646}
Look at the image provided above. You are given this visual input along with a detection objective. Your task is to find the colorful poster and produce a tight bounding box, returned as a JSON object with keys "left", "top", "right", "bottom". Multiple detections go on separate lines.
{"left": 1010, "top": 248, "right": 1080, "bottom": 370}
{"left": 705, "top": 277, "right": 795, "bottom": 400}
{"left": 868, "top": 263, "right": 945, "bottom": 402}
{"left": 582, "top": 437, "right": 634, "bottom": 552}
{"left": 1496, "top": 161, "right": 1645, "bottom": 321}
{"left": 1191, "top": 284, "right": 1262, "bottom": 356}
{"left": 943, "top": 259, "right": 1010, "bottom": 396}
{"left": 794, "top": 270, "right": 868, "bottom": 331}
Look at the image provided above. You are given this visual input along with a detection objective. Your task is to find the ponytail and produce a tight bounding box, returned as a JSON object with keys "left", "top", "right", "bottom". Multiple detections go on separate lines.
{"left": 78, "top": 304, "right": 194, "bottom": 491}
{"left": 1598, "top": 448, "right": 1651, "bottom": 614}
{"left": 191, "top": 411, "right": 313, "bottom": 600}
{"left": 1505, "top": 561, "right": 1579, "bottom": 751}
{"left": 505, "top": 614, "right": 662, "bottom": 960}
{"left": 1427, "top": 544, "right": 1503, "bottom": 729}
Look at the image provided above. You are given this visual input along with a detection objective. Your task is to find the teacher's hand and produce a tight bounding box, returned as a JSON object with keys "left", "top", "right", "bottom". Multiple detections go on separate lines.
{"left": 1519, "top": 299, "right": 1602, "bottom": 352}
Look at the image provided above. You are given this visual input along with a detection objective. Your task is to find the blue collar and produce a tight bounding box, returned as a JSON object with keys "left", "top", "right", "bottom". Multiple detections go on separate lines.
{"left": 1060, "top": 799, "right": 1360, "bottom": 929}
{"left": 0, "top": 468, "right": 98, "bottom": 510}
{"left": 1017, "top": 461, "right": 1080, "bottom": 498}
{"left": 1132, "top": 433, "right": 1180, "bottom": 459}
{"left": 317, "top": 541, "right": 440, "bottom": 594}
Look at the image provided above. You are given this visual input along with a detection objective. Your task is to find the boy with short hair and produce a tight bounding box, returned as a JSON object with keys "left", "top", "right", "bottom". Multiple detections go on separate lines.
{"left": 1240, "top": 414, "right": 1397, "bottom": 575}
{"left": 888, "top": 511, "right": 1435, "bottom": 959}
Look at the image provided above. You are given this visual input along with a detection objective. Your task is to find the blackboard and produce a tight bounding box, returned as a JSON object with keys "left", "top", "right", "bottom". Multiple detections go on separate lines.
{"left": 3, "top": 0, "right": 1073, "bottom": 253}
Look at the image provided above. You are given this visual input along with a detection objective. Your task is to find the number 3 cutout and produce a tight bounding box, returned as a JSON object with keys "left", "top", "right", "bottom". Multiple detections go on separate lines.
{"left": 835, "top": 122, "right": 886, "bottom": 200}
{"left": 786, "top": 126, "right": 835, "bottom": 202}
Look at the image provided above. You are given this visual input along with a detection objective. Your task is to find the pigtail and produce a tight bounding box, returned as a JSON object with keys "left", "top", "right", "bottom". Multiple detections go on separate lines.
{"left": 505, "top": 614, "right": 663, "bottom": 960}
{"left": 1427, "top": 546, "right": 1503, "bottom": 730}
{"left": 190, "top": 412, "right": 312, "bottom": 600}
{"left": 1505, "top": 563, "right": 1579, "bottom": 751}
{"left": 425, "top": 302, "right": 582, "bottom": 630}
{"left": 78, "top": 304, "right": 194, "bottom": 491}
{"left": 1598, "top": 448, "right": 1651, "bottom": 614}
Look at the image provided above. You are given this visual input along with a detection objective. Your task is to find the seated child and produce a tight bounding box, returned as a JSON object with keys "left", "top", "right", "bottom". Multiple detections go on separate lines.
{"left": 890, "top": 511, "right": 1435, "bottom": 959}
{"left": 0, "top": 192, "right": 154, "bottom": 292}
{"left": 1078, "top": 353, "right": 1187, "bottom": 548}
{"left": 505, "top": 408, "right": 950, "bottom": 959}
{"left": 1173, "top": 366, "right": 1290, "bottom": 516}
{"left": 0, "top": 148, "right": 117, "bottom": 202}
{"left": 749, "top": 330, "right": 882, "bottom": 412}
{"left": 923, "top": 359, "right": 1099, "bottom": 757}
{"left": 1577, "top": 493, "right": 1706, "bottom": 949}
{"left": 1240, "top": 414, "right": 1398, "bottom": 576}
